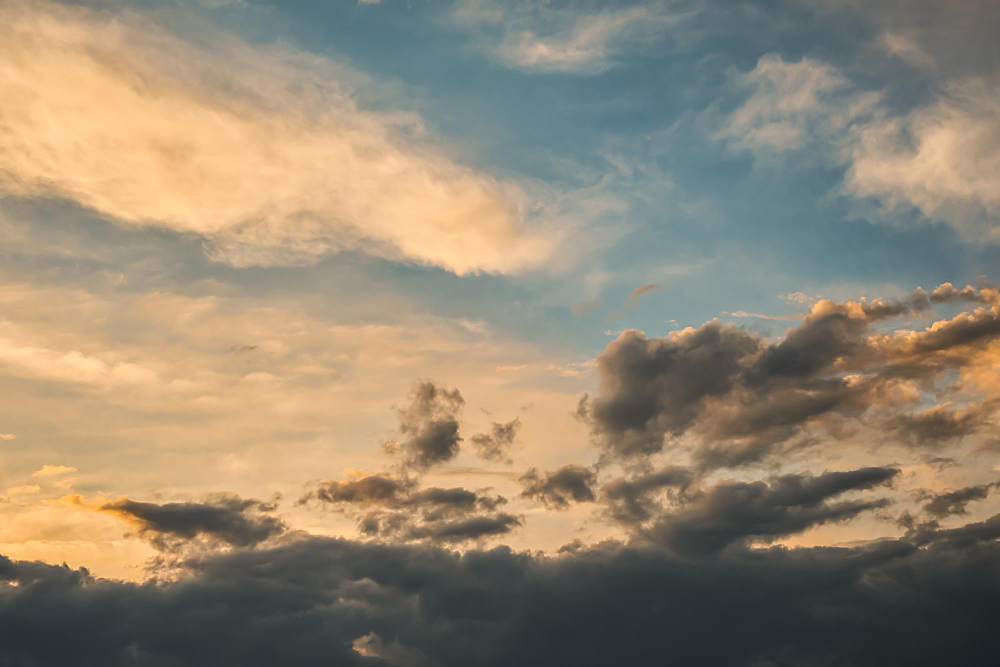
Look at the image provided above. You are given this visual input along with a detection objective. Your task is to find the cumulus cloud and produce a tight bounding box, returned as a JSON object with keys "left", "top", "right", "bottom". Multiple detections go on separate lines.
{"left": 390, "top": 381, "right": 466, "bottom": 469}
{"left": 99, "top": 494, "right": 286, "bottom": 551}
{"left": 581, "top": 285, "right": 1000, "bottom": 466}
{"left": 519, "top": 464, "right": 596, "bottom": 509}
{"left": 470, "top": 417, "right": 521, "bottom": 463}
{"left": 302, "top": 472, "right": 516, "bottom": 544}
{"left": 0, "top": 0, "right": 557, "bottom": 274}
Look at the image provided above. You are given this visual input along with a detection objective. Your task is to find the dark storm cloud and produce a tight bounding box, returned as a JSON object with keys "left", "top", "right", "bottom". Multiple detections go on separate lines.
{"left": 519, "top": 464, "right": 597, "bottom": 509}
{"left": 2, "top": 514, "right": 1000, "bottom": 667}
{"left": 393, "top": 380, "right": 465, "bottom": 468}
{"left": 582, "top": 287, "right": 1000, "bottom": 467}
{"left": 101, "top": 494, "right": 286, "bottom": 550}
{"left": 919, "top": 484, "right": 995, "bottom": 518}
{"left": 470, "top": 417, "right": 521, "bottom": 463}
{"left": 641, "top": 467, "right": 900, "bottom": 557}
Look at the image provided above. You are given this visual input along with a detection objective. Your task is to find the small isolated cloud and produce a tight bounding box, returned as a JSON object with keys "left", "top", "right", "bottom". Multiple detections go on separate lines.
{"left": 32, "top": 464, "right": 77, "bottom": 477}
{"left": 390, "top": 380, "right": 466, "bottom": 469}
{"left": 0, "top": 433, "right": 15, "bottom": 440}
{"left": 626, "top": 283, "right": 663, "bottom": 308}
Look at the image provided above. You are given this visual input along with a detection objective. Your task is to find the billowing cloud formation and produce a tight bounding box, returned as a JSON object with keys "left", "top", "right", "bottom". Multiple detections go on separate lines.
{"left": 471, "top": 417, "right": 521, "bottom": 463}
{"left": 0, "top": 0, "right": 555, "bottom": 274}
{"left": 581, "top": 285, "right": 1000, "bottom": 466}
{"left": 302, "top": 473, "right": 517, "bottom": 545}
{"left": 519, "top": 464, "right": 596, "bottom": 509}
{"left": 2, "top": 517, "right": 1000, "bottom": 666}
{"left": 100, "top": 494, "right": 286, "bottom": 551}
{"left": 391, "top": 381, "right": 466, "bottom": 468}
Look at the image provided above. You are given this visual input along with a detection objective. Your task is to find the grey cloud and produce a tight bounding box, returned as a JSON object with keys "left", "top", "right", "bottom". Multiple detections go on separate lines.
{"left": 519, "top": 464, "right": 597, "bottom": 509}
{"left": 303, "top": 473, "right": 511, "bottom": 545}
{"left": 920, "top": 484, "right": 995, "bottom": 518}
{"left": 305, "top": 474, "right": 413, "bottom": 507}
{"left": 101, "top": 494, "right": 286, "bottom": 550}
{"left": 642, "top": 467, "right": 900, "bottom": 557}
{"left": 602, "top": 465, "right": 693, "bottom": 524}
{"left": 584, "top": 323, "right": 760, "bottom": 457}
{"left": 403, "top": 514, "right": 522, "bottom": 544}
{"left": 2, "top": 515, "right": 1000, "bottom": 666}
{"left": 584, "top": 287, "right": 1000, "bottom": 467}
{"left": 394, "top": 380, "right": 465, "bottom": 468}
{"left": 470, "top": 417, "right": 521, "bottom": 463}
{"left": 884, "top": 404, "right": 988, "bottom": 448}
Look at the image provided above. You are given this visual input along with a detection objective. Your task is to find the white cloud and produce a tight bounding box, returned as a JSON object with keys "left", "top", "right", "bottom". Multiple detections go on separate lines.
{"left": 720, "top": 53, "right": 1000, "bottom": 242}
{"left": 0, "top": 1, "right": 558, "bottom": 275}
{"left": 452, "top": 1, "right": 687, "bottom": 74}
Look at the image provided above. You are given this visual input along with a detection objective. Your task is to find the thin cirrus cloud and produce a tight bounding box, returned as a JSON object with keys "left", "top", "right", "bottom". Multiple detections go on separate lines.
{"left": 452, "top": 1, "right": 688, "bottom": 74}
{"left": 0, "top": 0, "right": 558, "bottom": 275}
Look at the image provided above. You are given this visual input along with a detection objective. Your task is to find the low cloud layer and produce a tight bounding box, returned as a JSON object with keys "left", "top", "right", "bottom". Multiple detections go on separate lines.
{"left": 2, "top": 517, "right": 1000, "bottom": 666}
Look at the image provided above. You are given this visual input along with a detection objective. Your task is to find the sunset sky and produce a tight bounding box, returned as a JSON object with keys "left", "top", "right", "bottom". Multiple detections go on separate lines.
{"left": 2, "top": 1, "right": 1000, "bottom": 665}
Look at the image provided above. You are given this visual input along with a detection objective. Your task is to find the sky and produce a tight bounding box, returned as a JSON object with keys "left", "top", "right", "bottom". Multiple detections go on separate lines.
{"left": 1, "top": 0, "right": 1000, "bottom": 664}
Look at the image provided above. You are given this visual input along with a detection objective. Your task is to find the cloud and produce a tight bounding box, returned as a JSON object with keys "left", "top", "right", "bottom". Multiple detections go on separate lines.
{"left": 884, "top": 403, "right": 989, "bottom": 449}
{"left": 302, "top": 472, "right": 515, "bottom": 545}
{"left": 641, "top": 467, "right": 900, "bottom": 557}
{"left": 6, "top": 485, "right": 41, "bottom": 497}
{"left": 625, "top": 283, "right": 663, "bottom": 306}
{"left": 452, "top": 2, "right": 687, "bottom": 75}
{"left": 99, "top": 494, "right": 286, "bottom": 551}
{"left": 602, "top": 465, "right": 693, "bottom": 525}
{"left": 721, "top": 52, "right": 1000, "bottom": 241}
{"left": 0, "top": 0, "right": 557, "bottom": 275}
{"left": 2, "top": 518, "right": 1000, "bottom": 665}
{"left": 470, "top": 417, "right": 521, "bottom": 463}
{"left": 919, "top": 484, "right": 995, "bottom": 518}
{"left": 390, "top": 381, "right": 466, "bottom": 469}
{"left": 519, "top": 464, "right": 596, "bottom": 509}
{"left": 31, "top": 465, "right": 77, "bottom": 477}
{"left": 571, "top": 298, "right": 602, "bottom": 317}
{"left": 845, "top": 78, "right": 1000, "bottom": 241}
{"left": 581, "top": 285, "right": 1000, "bottom": 466}
{"left": 0, "top": 434, "right": 14, "bottom": 441}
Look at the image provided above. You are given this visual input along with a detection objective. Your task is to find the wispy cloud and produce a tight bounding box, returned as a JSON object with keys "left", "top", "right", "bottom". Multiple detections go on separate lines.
{"left": 0, "top": 0, "right": 559, "bottom": 275}
{"left": 452, "top": 1, "right": 690, "bottom": 74}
